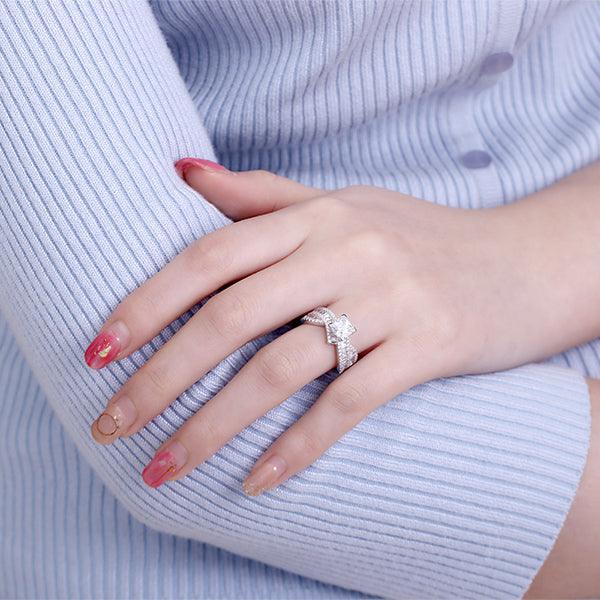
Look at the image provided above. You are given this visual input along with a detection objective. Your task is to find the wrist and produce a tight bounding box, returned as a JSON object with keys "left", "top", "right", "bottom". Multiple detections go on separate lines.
{"left": 484, "top": 166, "right": 600, "bottom": 356}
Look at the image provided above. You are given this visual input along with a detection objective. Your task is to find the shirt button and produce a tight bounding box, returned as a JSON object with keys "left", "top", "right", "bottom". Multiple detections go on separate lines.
{"left": 480, "top": 52, "right": 514, "bottom": 76}
{"left": 459, "top": 150, "right": 492, "bottom": 169}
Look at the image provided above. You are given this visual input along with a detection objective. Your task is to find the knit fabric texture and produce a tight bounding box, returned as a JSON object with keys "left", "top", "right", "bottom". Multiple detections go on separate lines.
{"left": 0, "top": 1, "right": 599, "bottom": 598}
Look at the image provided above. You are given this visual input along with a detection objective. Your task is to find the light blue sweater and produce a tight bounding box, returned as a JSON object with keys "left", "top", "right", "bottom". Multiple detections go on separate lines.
{"left": 0, "top": 1, "right": 599, "bottom": 598}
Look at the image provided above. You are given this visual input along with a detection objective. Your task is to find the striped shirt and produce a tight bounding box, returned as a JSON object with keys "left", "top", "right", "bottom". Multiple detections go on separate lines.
{"left": 0, "top": 1, "right": 598, "bottom": 598}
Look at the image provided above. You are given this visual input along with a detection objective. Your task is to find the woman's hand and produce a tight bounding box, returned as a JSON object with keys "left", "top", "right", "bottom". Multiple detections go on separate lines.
{"left": 87, "top": 157, "right": 600, "bottom": 494}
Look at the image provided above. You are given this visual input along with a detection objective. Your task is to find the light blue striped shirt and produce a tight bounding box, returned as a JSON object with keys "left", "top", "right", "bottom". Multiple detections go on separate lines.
{"left": 0, "top": 1, "right": 598, "bottom": 598}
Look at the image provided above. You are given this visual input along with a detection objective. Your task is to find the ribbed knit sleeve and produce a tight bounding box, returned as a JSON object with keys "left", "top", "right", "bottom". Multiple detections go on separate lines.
{"left": 0, "top": 1, "right": 591, "bottom": 599}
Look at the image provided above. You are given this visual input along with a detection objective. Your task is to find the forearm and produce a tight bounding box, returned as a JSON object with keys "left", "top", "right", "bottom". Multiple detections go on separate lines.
{"left": 491, "top": 160, "right": 600, "bottom": 358}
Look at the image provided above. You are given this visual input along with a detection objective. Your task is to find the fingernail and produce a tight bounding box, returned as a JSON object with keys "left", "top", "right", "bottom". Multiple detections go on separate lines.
{"left": 84, "top": 320, "right": 129, "bottom": 369}
{"left": 243, "top": 455, "right": 287, "bottom": 496}
{"left": 91, "top": 396, "right": 137, "bottom": 444}
{"left": 142, "top": 441, "right": 189, "bottom": 488}
{"left": 174, "top": 157, "right": 229, "bottom": 179}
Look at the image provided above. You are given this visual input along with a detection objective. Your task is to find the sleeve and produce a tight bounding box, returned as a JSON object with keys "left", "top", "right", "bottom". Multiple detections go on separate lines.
{"left": 0, "top": 1, "right": 591, "bottom": 598}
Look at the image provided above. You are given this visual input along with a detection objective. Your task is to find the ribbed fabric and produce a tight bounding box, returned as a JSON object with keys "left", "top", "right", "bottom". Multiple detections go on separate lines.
{"left": 0, "top": 316, "right": 362, "bottom": 600}
{"left": 0, "top": 0, "right": 597, "bottom": 598}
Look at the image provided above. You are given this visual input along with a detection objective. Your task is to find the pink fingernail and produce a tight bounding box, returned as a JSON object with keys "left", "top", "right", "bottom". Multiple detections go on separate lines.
{"left": 243, "top": 455, "right": 287, "bottom": 496}
{"left": 174, "top": 157, "right": 228, "bottom": 179}
{"left": 91, "top": 396, "right": 137, "bottom": 444}
{"left": 142, "top": 441, "right": 189, "bottom": 488}
{"left": 84, "top": 320, "right": 129, "bottom": 369}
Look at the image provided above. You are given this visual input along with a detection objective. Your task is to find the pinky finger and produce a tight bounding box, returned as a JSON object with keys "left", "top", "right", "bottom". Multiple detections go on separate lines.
{"left": 242, "top": 342, "right": 427, "bottom": 496}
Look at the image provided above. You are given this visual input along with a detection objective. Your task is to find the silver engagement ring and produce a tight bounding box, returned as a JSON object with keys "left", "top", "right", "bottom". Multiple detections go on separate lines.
{"left": 300, "top": 307, "right": 358, "bottom": 373}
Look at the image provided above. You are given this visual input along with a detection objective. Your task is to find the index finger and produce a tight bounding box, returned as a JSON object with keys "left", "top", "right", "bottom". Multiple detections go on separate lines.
{"left": 84, "top": 206, "right": 309, "bottom": 369}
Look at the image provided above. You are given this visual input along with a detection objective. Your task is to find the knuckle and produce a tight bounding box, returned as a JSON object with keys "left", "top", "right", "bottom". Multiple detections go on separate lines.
{"left": 134, "top": 290, "right": 165, "bottom": 322}
{"left": 255, "top": 346, "right": 298, "bottom": 388}
{"left": 345, "top": 228, "right": 389, "bottom": 259}
{"left": 112, "top": 291, "right": 149, "bottom": 328}
{"left": 186, "top": 235, "right": 233, "bottom": 276}
{"left": 251, "top": 170, "right": 283, "bottom": 211}
{"left": 253, "top": 169, "right": 280, "bottom": 184}
{"left": 306, "top": 193, "right": 346, "bottom": 216}
{"left": 327, "top": 382, "right": 365, "bottom": 415}
{"left": 192, "top": 417, "right": 222, "bottom": 449}
{"left": 294, "top": 426, "right": 324, "bottom": 457}
{"left": 143, "top": 359, "right": 174, "bottom": 395}
{"left": 203, "top": 291, "right": 253, "bottom": 338}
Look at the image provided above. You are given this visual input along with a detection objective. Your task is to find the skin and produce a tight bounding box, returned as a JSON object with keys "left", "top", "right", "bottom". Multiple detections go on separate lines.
{"left": 525, "top": 378, "right": 600, "bottom": 598}
{"left": 87, "top": 158, "right": 599, "bottom": 592}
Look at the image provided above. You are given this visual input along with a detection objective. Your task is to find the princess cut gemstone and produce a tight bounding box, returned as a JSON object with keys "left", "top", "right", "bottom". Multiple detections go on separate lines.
{"left": 325, "top": 314, "right": 356, "bottom": 344}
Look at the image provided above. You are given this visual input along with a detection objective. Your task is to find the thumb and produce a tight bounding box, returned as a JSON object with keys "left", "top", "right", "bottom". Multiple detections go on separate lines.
{"left": 174, "top": 157, "right": 323, "bottom": 220}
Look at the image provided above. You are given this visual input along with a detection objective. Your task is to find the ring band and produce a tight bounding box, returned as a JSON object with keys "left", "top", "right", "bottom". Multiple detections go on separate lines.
{"left": 300, "top": 307, "right": 358, "bottom": 373}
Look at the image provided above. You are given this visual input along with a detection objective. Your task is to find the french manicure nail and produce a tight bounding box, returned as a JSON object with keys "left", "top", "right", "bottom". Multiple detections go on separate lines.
{"left": 243, "top": 455, "right": 287, "bottom": 496}
{"left": 142, "top": 441, "right": 189, "bottom": 488}
{"left": 91, "top": 396, "right": 137, "bottom": 444}
{"left": 174, "top": 157, "right": 229, "bottom": 179}
{"left": 84, "top": 320, "right": 129, "bottom": 369}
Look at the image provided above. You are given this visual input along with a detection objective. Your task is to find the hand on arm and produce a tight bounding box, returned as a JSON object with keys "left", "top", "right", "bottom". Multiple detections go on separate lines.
{"left": 1, "top": 2, "right": 593, "bottom": 594}
{"left": 87, "top": 157, "right": 600, "bottom": 493}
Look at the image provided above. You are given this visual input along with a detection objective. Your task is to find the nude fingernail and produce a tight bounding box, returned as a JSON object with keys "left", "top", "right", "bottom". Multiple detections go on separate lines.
{"left": 142, "top": 441, "right": 189, "bottom": 488}
{"left": 91, "top": 396, "right": 137, "bottom": 444}
{"left": 84, "top": 320, "right": 130, "bottom": 369}
{"left": 243, "top": 455, "right": 287, "bottom": 496}
{"left": 174, "top": 157, "right": 229, "bottom": 179}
